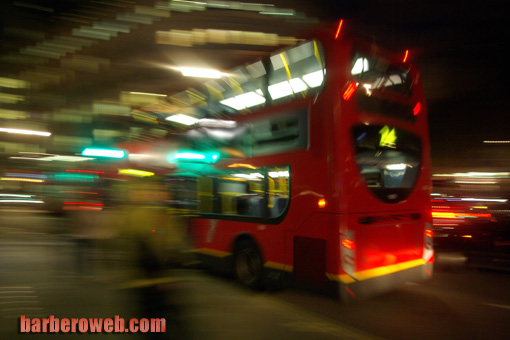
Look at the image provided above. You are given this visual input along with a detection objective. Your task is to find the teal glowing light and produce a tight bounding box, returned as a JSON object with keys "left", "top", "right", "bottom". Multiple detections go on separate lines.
{"left": 54, "top": 173, "right": 98, "bottom": 182}
{"left": 168, "top": 151, "right": 220, "bottom": 164}
{"left": 82, "top": 148, "right": 126, "bottom": 159}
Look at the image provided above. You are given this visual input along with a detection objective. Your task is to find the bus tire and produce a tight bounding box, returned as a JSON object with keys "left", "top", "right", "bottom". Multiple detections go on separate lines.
{"left": 234, "top": 239, "right": 264, "bottom": 290}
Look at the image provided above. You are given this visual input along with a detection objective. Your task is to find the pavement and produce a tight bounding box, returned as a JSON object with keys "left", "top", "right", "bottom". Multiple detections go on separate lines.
{"left": 0, "top": 228, "right": 383, "bottom": 340}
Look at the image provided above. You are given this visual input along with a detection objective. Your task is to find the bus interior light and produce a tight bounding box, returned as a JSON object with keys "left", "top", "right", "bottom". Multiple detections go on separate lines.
{"left": 0, "top": 127, "right": 51, "bottom": 137}
{"left": 174, "top": 67, "right": 227, "bottom": 79}
{"left": 166, "top": 114, "right": 199, "bottom": 126}
{"left": 268, "top": 81, "right": 294, "bottom": 100}
{"left": 302, "top": 70, "right": 324, "bottom": 88}
{"left": 386, "top": 163, "right": 407, "bottom": 170}
{"left": 351, "top": 58, "right": 368, "bottom": 75}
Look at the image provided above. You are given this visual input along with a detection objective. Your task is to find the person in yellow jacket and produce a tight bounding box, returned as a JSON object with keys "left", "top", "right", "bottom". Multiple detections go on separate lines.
{"left": 121, "top": 176, "right": 192, "bottom": 339}
{"left": 122, "top": 176, "right": 188, "bottom": 274}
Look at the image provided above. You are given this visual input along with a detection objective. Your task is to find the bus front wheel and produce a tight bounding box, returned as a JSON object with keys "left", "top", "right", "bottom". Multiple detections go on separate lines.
{"left": 234, "top": 239, "right": 264, "bottom": 290}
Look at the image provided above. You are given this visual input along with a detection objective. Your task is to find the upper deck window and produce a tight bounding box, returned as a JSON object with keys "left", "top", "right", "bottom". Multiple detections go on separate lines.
{"left": 350, "top": 53, "right": 416, "bottom": 122}
{"left": 268, "top": 40, "right": 325, "bottom": 104}
{"left": 169, "top": 40, "right": 325, "bottom": 118}
{"left": 351, "top": 53, "right": 412, "bottom": 96}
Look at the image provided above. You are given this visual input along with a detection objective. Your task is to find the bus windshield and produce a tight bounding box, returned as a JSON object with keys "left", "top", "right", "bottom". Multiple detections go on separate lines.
{"left": 352, "top": 124, "right": 422, "bottom": 203}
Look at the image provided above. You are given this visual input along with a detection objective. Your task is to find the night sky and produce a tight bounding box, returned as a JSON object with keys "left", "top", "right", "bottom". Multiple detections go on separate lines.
{"left": 1, "top": 0, "right": 508, "bottom": 172}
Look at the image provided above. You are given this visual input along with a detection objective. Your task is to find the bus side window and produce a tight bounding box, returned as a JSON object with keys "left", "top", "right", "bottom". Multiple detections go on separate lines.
{"left": 200, "top": 166, "right": 289, "bottom": 219}
{"left": 250, "top": 109, "right": 308, "bottom": 156}
{"left": 268, "top": 40, "right": 325, "bottom": 105}
{"left": 267, "top": 166, "right": 290, "bottom": 218}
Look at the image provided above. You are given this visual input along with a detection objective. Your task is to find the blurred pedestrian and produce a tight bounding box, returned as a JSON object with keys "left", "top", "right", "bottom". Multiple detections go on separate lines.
{"left": 121, "top": 176, "right": 191, "bottom": 339}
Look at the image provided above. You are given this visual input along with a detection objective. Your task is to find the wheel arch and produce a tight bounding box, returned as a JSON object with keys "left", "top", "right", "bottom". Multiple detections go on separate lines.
{"left": 231, "top": 232, "right": 264, "bottom": 262}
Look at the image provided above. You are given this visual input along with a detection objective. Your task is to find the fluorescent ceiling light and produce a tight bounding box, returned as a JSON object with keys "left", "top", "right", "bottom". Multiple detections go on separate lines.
{"left": 220, "top": 97, "right": 245, "bottom": 111}
{"left": 11, "top": 154, "right": 94, "bottom": 162}
{"left": 351, "top": 58, "right": 369, "bottom": 75}
{"left": 174, "top": 67, "right": 227, "bottom": 79}
{"left": 220, "top": 91, "right": 265, "bottom": 110}
{"left": 289, "top": 78, "right": 308, "bottom": 93}
{"left": 166, "top": 114, "right": 199, "bottom": 126}
{"left": 82, "top": 148, "right": 126, "bottom": 158}
{"left": 0, "top": 128, "right": 51, "bottom": 137}
{"left": 259, "top": 11, "right": 295, "bottom": 16}
{"left": 269, "top": 170, "right": 289, "bottom": 178}
{"left": 237, "top": 91, "right": 266, "bottom": 108}
{"left": 9, "top": 157, "right": 51, "bottom": 161}
{"left": 386, "top": 163, "right": 407, "bottom": 170}
{"left": 49, "top": 155, "right": 93, "bottom": 162}
{"left": 460, "top": 198, "right": 508, "bottom": 203}
{"left": 302, "top": 70, "right": 324, "bottom": 88}
{"left": 233, "top": 173, "right": 264, "bottom": 180}
{"left": 0, "top": 194, "right": 33, "bottom": 198}
{"left": 268, "top": 81, "right": 293, "bottom": 100}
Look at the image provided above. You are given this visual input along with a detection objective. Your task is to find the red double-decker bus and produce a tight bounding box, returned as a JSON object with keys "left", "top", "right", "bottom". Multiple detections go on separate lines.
{"left": 170, "top": 20, "right": 434, "bottom": 301}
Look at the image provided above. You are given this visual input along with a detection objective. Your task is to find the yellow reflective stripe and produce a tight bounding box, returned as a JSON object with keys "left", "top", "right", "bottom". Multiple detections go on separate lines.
{"left": 193, "top": 248, "right": 231, "bottom": 258}
{"left": 264, "top": 261, "right": 293, "bottom": 272}
{"left": 327, "top": 259, "right": 426, "bottom": 284}
{"left": 326, "top": 273, "right": 357, "bottom": 284}
{"left": 205, "top": 83, "right": 224, "bottom": 100}
{"left": 280, "top": 53, "right": 292, "bottom": 79}
{"left": 313, "top": 40, "right": 323, "bottom": 70}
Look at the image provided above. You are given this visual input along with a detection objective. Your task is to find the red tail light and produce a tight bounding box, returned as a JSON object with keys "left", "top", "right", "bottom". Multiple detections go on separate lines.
{"left": 425, "top": 229, "right": 433, "bottom": 238}
{"left": 343, "top": 81, "right": 356, "bottom": 100}
{"left": 342, "top": 238, "right": 355, "bottom": 250}
{"left": 413, "top": 102, "right": 421, "bottom": 116}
